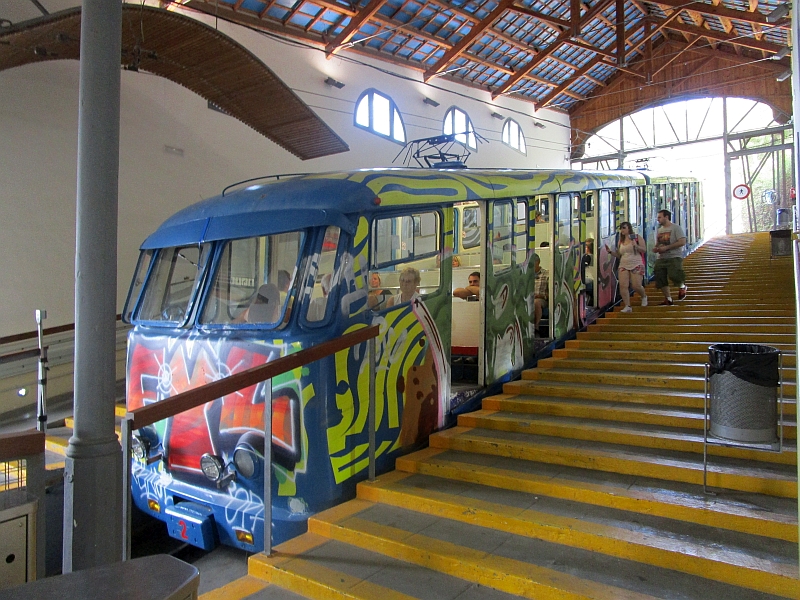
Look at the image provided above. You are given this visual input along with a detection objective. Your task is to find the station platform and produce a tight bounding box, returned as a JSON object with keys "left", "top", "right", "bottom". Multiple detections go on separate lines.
{"left": 206, "top": 232, "right": 798, "bottom": 599}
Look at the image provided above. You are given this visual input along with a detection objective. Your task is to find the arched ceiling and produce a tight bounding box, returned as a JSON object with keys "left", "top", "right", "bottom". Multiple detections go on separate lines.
{"left": 180, "top": 0, "right": 792, "bottom": 138}
{"left": 1, "top": 1, "right": 792, "bottom": 157}
{"left": 0, "top": 4, "right": 349, "bottom": 160}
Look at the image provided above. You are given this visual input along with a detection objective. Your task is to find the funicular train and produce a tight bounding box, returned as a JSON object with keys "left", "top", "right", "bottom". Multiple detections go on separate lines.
{"left": 123, "top": 167, "right": 703, "bottom": 552}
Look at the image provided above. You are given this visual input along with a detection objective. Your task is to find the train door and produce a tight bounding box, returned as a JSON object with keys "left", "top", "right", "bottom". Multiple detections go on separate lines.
{"left": 485, "top": 198, "right": 531, "bottom": 384}
{"left": 451, "top": 202, "right": 484, "bottom": 388}
{"left": 532, "top": 195, "right": 552, "bottom": 338}
{"left": 579, "top": 192, "right": 597, "bottom": 322}
{"left": 367, "top": 208, "right": 452, "bottom": 447}
{"left": 551, "top": 193, "right": 580, "bottom": 339}
{"left": 596, "top": 189, "right": 617, "bottom": 310}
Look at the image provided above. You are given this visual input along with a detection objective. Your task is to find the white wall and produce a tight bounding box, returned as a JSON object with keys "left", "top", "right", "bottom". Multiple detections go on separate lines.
{"left": 0, "top": 3, "right": 570, "bottom": 337}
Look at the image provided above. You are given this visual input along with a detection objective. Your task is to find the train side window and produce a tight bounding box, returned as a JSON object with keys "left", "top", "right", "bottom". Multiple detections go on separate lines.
{"left": 492, "top": 201, "right": 513, "bottom": 273}
{"left": 372, "top": 211, "right": 441, "bottom": 303}
{"left": 123, "top": 249, "right": 154, "bottom": 323}
{"left": 556, "top": 193, "right": 571, "bottom": 247}
{"left": 307, "top": 226, "right": 340, "bottom": 323}
{"left": 461, "top": 206, "right": 481, "bottom": 250}
{"left": 138, "top": 244, "right": 210, "bottom": 324}
{"left": 599, "top": 190, "right": 614, "bottom": 238}
{"left": 629, "top": 188, "right": 639, "bottom": 226}
{"left": 200, "top": 232, "right": 303, "bottom": 326}
{"left": 514, "top": 200, "right": 528, "bottom": 264}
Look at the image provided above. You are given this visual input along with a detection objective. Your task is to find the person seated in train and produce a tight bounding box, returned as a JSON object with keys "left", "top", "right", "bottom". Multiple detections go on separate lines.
{"left": 367, "top": 272, "right": 390, "bottom": 310}
{"left": 533, "top": 254, "right": 549, "bottom": 332}
{"left": 453, "top": 272, "right": 480, "bottom": 301}
{"left": 244, "top": 283, "right": 281, "bottom": 324}
{"left": 307, "top": 273, "right": 332, "bottom": 321}
{"left": 277, "top": 269, "right": 291, "bottom": 303}
{"left": 581, "top": 238, "right": 594, "bottom": 306}
{"left": 386, "top": 267, "right": 421, "bottom": 308}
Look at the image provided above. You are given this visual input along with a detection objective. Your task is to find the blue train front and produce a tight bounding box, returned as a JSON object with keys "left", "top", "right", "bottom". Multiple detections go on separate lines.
{"left": 123, "top": 175, "right": 454, "bottom": 551}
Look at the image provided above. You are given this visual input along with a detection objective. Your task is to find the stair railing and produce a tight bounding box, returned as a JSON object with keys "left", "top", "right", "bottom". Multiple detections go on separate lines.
{"left": 121, "top": 324, "right": 380, "bottom": 559}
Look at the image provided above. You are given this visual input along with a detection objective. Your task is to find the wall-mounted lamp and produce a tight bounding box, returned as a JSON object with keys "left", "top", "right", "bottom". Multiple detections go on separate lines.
{"left": 772, "top": 46, "right": 791, "bottom": 60}
{"left": 423, "top": 97, "right": 440, "bottom": 107}
{"left": 533, "top": 121, "right": 546, "bottom": 129}
{"left": 776, "top": 69, "right": 792, "bottom": 82}
{"left": 324, "top": 77, "right": 345, "bottom": 89}
{"left": 491, "top": 112, "right": 504, "bottom": 120}
{"left": 766, "top": 3, "right": 790, "bottom": 23}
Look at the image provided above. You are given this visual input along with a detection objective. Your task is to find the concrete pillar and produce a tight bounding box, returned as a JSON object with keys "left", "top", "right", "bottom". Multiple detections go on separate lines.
{"left": 63, "top": 0, "right": 123, "bottom": 572}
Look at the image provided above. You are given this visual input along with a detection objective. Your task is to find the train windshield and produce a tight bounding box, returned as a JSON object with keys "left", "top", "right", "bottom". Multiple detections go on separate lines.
{"left": 137, "top": 244, "right": 211, "bottom": 324}
{"left": 200, "top": 231, "right": 304, "bottom": 326}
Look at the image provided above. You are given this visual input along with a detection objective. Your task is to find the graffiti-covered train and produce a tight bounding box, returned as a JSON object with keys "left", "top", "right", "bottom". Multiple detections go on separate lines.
{"left": 123, "top": 167, "right": 703, "bottom": 552}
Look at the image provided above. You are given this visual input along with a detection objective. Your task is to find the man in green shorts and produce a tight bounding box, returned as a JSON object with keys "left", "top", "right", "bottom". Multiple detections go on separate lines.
{"left": 654, "top": 209, "right": 687, "bottom": 306}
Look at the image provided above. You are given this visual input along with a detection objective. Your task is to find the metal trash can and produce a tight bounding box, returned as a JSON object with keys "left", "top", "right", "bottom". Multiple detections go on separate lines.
{"left": 708, "top": 344, "right": 779, "bottom": 443}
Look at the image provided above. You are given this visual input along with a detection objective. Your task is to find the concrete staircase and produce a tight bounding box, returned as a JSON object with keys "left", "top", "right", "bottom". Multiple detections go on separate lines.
{"left": 216, "top": 233, "right": 798, "bottom": 598}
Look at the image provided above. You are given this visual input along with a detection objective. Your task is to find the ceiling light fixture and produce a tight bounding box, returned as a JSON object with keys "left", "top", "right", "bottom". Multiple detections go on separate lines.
{"left": 776, "top": 69, "right": 792, "bottom": 82}
{"left": 766, "top": 3, "right": 791, "bottom": 23}
{"left": 423, "top": 97, "right": 440, "bottom": 107}
{"left": 324, "top": 77, "right": 345, "bottom": 89}
{"left": 533, "top": 121, "right": 546, "bottom": 129}
{"left": 491, "top": 112, "right": 504, "bottom": 120}
{"left": 772, "top": 46, "right": 791, "bottom": 60}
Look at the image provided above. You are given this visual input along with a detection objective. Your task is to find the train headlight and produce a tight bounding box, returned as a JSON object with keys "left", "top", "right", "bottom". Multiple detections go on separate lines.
{"left": 131, "top": 435, "right": 150, "bottom": 461}
{"left": 233, "top": 445, "right": 259, "bottom": 478}
{"left": 200, "top": 454, "right": 224, "bottom": 481}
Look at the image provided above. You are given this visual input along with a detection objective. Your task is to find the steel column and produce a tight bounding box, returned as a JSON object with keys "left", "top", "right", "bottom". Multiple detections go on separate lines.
{"left": 63, "top": 0, "right": 123, "bottom": 572}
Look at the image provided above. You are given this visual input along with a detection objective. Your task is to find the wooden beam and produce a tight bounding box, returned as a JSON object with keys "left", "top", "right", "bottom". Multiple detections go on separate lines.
{"left": 492, "top": 0, "right": 615, "bottom": 97}
{"left": 616, "top": 0, "right": 625, "bottom": 66}
{"left": 571, "top": 0, "right": 581, "bottom": 37}
{"left": 424, "top": 0, "right": 514, "bottom": 80}
{"left": 325, "top": 0, "right": 385, "bottom": 56}
{"left": 651, "top": 35, "right": 701, "bottom": 77}
{"left": 540, "top": 55, "right": 603, "bottom": 108}
{"left": 662, "top": 18, "right": 785, "bottom": 53}
{"left": 651, "top": 0, "right": 789, "bottom": 28}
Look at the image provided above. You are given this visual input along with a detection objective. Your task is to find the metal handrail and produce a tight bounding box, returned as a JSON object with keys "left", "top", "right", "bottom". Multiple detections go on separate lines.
{"left": 121, "top": 324, "right": 380, "bottom": 559}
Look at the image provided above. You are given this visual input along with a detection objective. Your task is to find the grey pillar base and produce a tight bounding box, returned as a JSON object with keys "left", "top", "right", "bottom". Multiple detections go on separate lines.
{"left": 63, "top": 437, "right": 122, "bottom": 572}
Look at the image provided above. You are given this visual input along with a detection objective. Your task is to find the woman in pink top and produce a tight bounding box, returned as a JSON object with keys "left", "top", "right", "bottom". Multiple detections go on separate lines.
{"left": 605, "top": 222, "right": 648, "bottom": 313}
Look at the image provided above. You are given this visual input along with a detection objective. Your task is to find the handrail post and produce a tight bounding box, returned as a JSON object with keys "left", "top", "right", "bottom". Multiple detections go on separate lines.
{"left": 35, "top": 309, "right": 48, "bottom": 434}
{"left": 368, "top": 337, "right": 376, "bottom": 481}
{"left": 121, "top": 415, "right": 133, "bottom": 561}
{"left": 263, "top": 378, "right": 273, "bottom": 556}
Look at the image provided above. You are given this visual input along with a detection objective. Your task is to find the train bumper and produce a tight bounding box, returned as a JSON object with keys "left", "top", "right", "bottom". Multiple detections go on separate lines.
{"left": 164, "top": 502, "right": 217, "bottom": 551}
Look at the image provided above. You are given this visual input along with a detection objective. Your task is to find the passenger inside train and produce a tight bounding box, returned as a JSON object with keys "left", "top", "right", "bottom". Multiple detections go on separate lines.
{"left": 453, "top": 272, "right": 480, "bottom": 301}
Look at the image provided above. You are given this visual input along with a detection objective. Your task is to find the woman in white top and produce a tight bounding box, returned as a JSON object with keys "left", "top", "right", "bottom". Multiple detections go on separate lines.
{"left": 605, "top": 222, "right": 648, "bottom": 313}
{"left": 386, "top": 267, "right": 421, "bottom": 308}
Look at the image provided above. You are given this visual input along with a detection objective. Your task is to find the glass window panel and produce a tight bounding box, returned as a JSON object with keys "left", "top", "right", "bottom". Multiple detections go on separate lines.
{"left": 514, "top": 200, "right": 528, "bottom": 264}
{"left": 492, "top": 202, "right": 512, "bottom": 273}
{"left": 556, "top": 193, "right": 571, "bottom": 248}
{"left": 124, "top": 249, "right": 154, "bottom": 323}
{"left": 139, "top": 244, "right": 209, "bottom": 323}
{"left": 200, "top": 233, "right": 303, "bottom": 325}
{"left": 461, "top": 206, "right": 481, "bottom": 249}
{"left": 502, "top": 121, "right": 510, "bottom": 144}
{"left": 355, "top": 95, "right": 369, "bottom": 127}
{"left": 373, "top": 93, "right": 391, "bottom": 136}
{"left": 307, "top": 226, "right": 340, "bottom": 323}
{"left": 392, "top": 109, "right": 405, "bottom": 142}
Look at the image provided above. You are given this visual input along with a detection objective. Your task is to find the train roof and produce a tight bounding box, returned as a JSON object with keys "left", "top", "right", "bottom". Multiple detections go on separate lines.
{"left": 142, "top": 168, "right": 652, "bottom": 249}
